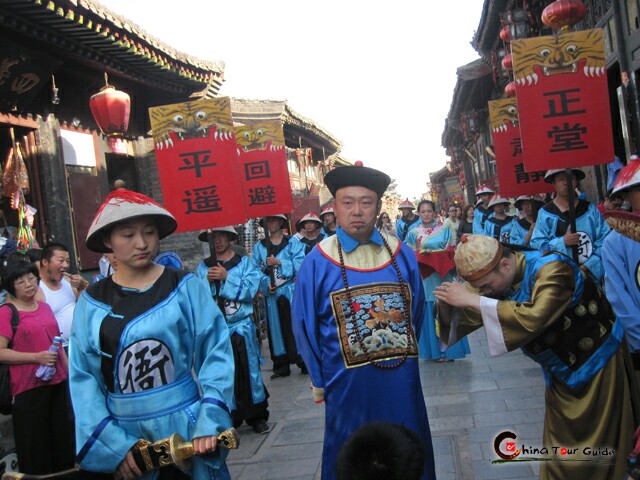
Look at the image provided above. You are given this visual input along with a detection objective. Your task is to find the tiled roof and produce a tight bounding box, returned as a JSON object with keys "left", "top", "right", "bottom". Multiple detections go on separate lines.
{"left": 230, "top": 98, "right": 343, "bottom": 152}
{"left": 0, "top": 0, "right": 225, "bottom": 93}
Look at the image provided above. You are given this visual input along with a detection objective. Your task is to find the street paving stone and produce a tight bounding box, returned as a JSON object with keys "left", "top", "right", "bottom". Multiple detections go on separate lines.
{"left": 227, "top": 329, "right": 544, "bottom": 479}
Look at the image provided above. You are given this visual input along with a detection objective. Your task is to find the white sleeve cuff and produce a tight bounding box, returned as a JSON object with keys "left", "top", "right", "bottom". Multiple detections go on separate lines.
{"left": 480, "top": 296, "right": 508, "bottom": 356}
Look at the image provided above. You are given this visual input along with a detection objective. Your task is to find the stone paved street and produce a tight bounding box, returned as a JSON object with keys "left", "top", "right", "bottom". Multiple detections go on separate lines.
{"left": 227, "top": 329, "right": 546, "bottom": 480}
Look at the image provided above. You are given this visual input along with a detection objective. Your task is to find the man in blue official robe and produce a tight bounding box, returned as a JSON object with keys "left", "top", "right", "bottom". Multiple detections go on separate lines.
{"left": 292, "top": 163, "right": 436, "bottom": 480}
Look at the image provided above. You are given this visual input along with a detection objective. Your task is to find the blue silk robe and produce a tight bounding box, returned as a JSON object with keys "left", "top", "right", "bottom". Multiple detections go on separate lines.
{"left": 509, "top": 217, "right": 533, "bottom": 247}
{"left": 483, "top": 215, "right": 515, "bottom": 243}
{"left": 292, "top": 227, "right": 436, "bottom": 480}
{"left": 473, "top": 205, "right": 494, "bottom": 234}
{"left": 396, "top": 215, "right": 421, "bottom": 242}
{"left": 69, "top": 269, "right": 234, "bottom": 479}
{"left": 603, "top": 230, "right": 640, "bottom": 353}
{"left": 194, "top": 256, "right": 267, "bottom": 408}
{"left": 250, "top": 237, "right": 305, "bottom": 358}
{"left": 530, "top": 200, "right": 610, "bottom": 283}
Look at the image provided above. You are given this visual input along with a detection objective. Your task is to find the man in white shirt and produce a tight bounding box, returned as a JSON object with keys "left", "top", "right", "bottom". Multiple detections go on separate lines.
{"left": 39, "top": 243, "right": 88, "bottom": 350}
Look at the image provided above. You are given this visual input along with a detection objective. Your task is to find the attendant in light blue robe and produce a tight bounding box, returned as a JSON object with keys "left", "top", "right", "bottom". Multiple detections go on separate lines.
{"left": 510, "top": 196, "right": 544, "bottom": 247}
{"left": 483, "top": 196, "right": 515, "bottom": 243}
{"left": 603, "top": 158, "right": 640, "bottom": 367}
{"left": 531, "top": 169, "right": 610, "bottom": 284}
{"left": 472, "top": 185, "right": 495, "bottom": 234}
{"left": 320, "top": 206, "right": 337, "bottom": 237}
{"left": 70, "top": 189, "right": 234, "bottom": 480}
{"left": 396, "top": 199, "right": 421, "bottom": 242}
{"left": 195, "top": 226, "right": 270, "bottom": 434}
{"left": 251, "top": 214, "right": 306, "bottom": 379}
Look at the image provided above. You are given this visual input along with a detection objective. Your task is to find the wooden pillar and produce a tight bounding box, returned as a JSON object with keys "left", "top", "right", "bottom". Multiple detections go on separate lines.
{"left": 36, "top": 114, "right": 78, "bottom": 271}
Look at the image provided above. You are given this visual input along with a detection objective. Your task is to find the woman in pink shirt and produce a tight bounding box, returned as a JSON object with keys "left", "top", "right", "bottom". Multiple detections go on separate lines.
{"left": 0, "top": 259, "right": 75, "bottom": 474}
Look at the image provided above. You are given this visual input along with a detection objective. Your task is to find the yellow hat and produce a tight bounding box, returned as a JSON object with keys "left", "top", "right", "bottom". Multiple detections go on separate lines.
{"left": 454, "top": 235, "right": 504, "bottom": 282}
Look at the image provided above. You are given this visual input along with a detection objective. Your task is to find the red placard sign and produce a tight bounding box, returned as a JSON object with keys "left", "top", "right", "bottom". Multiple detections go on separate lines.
{"left": 234, "top": 120, "right": 293, "bottom": 217}
{"left": 511, "top": 29, "right": 614, "bottom": 172}
{"left": 149, "top": 97, "right": 247, "bottom": 232}
{"left": 488, "top": 98, "right": 554, "bottom": 197}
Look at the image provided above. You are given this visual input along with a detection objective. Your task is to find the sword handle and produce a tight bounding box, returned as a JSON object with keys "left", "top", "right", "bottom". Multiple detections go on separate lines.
{"left": 134, "top": 428, "right": 240, "bottom": 473}
{"left": 0, "top": 430, "right": 241, "bottom": 479}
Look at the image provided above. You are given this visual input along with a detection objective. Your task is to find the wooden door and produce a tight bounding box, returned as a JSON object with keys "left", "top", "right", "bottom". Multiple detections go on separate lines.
{"left": 68, "top": 172, "right": 102, "bottom": 270}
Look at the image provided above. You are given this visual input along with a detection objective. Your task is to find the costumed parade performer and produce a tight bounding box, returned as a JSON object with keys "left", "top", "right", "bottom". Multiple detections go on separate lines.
{"left": 603, "top": 158, "right": 640, "bottom": 382}
{"left": 69, "top": 189, "right": 235, "bottom": 480}
{"left": 195, "top": 226, "right": 270, "bottom": 435}
{"left": 292, "top": 162, "right": 436, "bottom": 480}
{"left": 472, "top": 185, "right": 495, "bottom": 234}
{"left": 406, "top": 199, "right": 469, "bottom": 362}
{"left": 251, "top": 214, "right": 306, "bottom": 379}
{"left": 531, "top": 169, "right": 610, "bottom": 284}
{"left": 483, "top": 195, "right": 514, "bottom": 243}
{"left": 395, "top": 199, "right": 420, "bottom": 242}
{"left": 510, "top": 196, "right": 544, "bottom": 247}
{"left": 434, "top": 234, "right": 640, "bottom": 480}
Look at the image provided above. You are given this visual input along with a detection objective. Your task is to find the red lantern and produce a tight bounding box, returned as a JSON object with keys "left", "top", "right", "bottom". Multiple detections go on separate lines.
{"left": 504, "top": 82, "right": 517, "bottom": 97}
{"left": 541, "top": 0, "right": 588, "bottom": 31}
{"left": 89, "top": 73, "right": 130, "bottom": 137}
{"left": 499, "top": 26, "right": 511, "bottom": 42}
{"left": 502, "top": 53, "right": 513, "bottom": 70}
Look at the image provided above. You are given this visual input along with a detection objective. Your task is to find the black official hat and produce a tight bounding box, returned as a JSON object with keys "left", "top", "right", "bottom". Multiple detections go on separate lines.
{"left": 323, "top": 161, "right": 391, "bottom": 198}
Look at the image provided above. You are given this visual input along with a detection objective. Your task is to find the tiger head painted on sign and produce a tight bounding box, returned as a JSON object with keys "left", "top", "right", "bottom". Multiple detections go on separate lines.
{"left": 149, "top": 98, "right": 234, "bottom": 150}
{"left": 512, "top": 29, "right": 605, "bottom": 86}
{"left": 234, "top": 121, "right": 285, "bottom": 153}
{"left": 489, "top": 99, "right": 519, "bottom": 133}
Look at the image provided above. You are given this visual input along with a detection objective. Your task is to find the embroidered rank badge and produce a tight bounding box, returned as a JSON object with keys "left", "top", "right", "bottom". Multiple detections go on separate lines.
{"left": 330, "top": 282, "right": 418, "bottom": 368}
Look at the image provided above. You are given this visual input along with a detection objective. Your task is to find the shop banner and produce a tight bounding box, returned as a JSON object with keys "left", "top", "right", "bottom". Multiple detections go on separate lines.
{"left": 234, "top": 120, "right": 293, "bottom": 218}
{"left": 511, "top": 29, "right": 613, "bottom": 171}
{"left": 149, "top": 97, "right": 247, "bottom": 232}
{"left": 488, "top": 99, "right": 553, "bottom": 197}
{"left": 443, "top": 179, "right": 463, "bottom": 196}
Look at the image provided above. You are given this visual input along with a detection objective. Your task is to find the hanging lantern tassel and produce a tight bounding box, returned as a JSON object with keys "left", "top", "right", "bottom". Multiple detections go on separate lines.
{"left": 89, "top": 72, "right": 131, "bottom": 137}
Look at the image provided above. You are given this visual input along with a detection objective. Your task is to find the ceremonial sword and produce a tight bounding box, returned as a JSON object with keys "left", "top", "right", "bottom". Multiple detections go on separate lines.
{"left": 1, "top": 428, "right": 239, "bottom": 479}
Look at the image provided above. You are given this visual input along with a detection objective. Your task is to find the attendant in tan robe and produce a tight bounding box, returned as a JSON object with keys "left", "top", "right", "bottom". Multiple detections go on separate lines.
{"left": 434, "top": 234, "right": 640, "bottom": 480}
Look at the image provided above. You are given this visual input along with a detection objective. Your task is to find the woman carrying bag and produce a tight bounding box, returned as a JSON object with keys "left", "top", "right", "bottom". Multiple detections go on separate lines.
{"left": 0, "top": 259, "right": 75, "bottom": 474}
